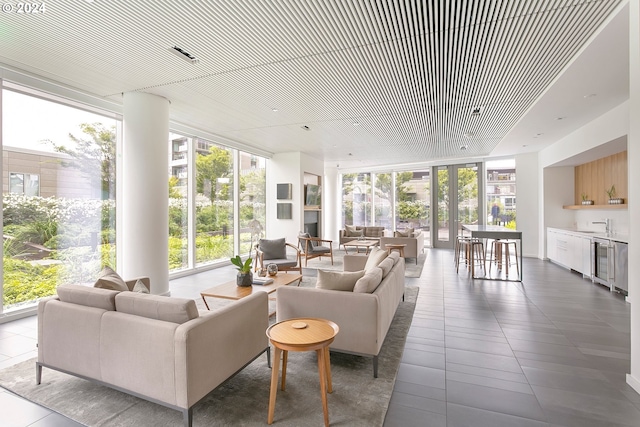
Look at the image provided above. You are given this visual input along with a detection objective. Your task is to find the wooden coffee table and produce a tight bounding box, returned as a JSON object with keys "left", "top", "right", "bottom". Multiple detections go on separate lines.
{"left": 200, "top": 273, "right": 302, "bottom": 314}
{"left": 266, "top": 318, "right": 339, "bottom": 427}
{"left": 343, "top": 239, "right": 378, "bottom": 254}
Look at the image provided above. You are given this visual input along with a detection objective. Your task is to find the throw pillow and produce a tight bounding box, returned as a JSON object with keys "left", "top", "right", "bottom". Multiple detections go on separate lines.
{"left": 132, "top": 279, "right": 150, "bottom": 293}
{"left": 378, "top": 257, "right": 394, "bottom": 278}
{"left": 353, "top": 267, "right": 383, "bottom": 293}
{"left": 345, "top": 224, "right": 362, "bottom": 237}
{"left": 94, "top": 266, "right": 128, "bottom": 292}
{"left": 259, "top": 238, "right": 286, "bottom": 259}
{"left": 394, "top": 231, "right": 408, "bottom": 237}
{"left": 299, "top": 231, "right": 317, "bottom": 248}
{"left": 388, "top": 251, "right": 401, "bottom": 264}
{"left": 316, "top": 269, "right": 365, "bottom": 291}
{"left": 364, "top": 247, "right": 388, "bottom": 272}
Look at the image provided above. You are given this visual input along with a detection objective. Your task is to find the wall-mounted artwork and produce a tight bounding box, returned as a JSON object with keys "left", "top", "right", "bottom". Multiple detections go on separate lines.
{"left": 277, "top": 183, "right": 292, "bottom": 200}
{"left": 276, "top": 203, "right": 292, "bottom": 219}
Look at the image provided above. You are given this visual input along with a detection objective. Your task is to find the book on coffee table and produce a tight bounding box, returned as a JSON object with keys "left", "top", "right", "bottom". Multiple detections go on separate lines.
{"left": 253, "top": 277, "right": 274, "bottom": 286}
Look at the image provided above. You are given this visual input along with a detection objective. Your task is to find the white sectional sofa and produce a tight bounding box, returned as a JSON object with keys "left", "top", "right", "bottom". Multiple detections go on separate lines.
{"left": 276, "top": 248, "right": 405, "bottom": 377}
{"left": 37, "top": 282, "right": 270, "bottom": 427}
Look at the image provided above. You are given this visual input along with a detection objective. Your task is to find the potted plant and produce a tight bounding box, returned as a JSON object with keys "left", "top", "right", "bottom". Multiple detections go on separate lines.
{"left": 230, "top": 255, "right": 253, "bottom": 287}
{"left": 581, "top": 192, "right": 593, "bottom": 205}
{"left": 606, "top": 185, "right": 624, "bottom": 205}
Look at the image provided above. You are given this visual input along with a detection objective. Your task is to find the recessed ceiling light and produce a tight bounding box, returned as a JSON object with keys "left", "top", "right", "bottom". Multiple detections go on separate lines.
{"left": 583, "top": 93, "right": 597, "bottom": 99}
{"left": 301, "top": 125, "right": 311, "bottom": 131}
{"left": 464, "top": 132, "right": 473, "bottom": 138}
{"left": 522, "top": 144, "right": 528, "bottom": 147}
{"left": 168, "top": 46, "right": 199, "bottom": 64}
{"left": 555, "top": 116, "right": 566, "bottom": 121}
{"left": 353, "top": 121, "right": 360, "bottom": 126}
{"left": 271, "top": 108, "right": 279, "bottom": 112}
{"left": 460, "top": 144, "right": 468, "bottom": 150}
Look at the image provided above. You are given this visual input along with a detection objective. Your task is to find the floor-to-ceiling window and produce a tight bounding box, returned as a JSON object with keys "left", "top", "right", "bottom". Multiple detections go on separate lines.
{"left": 373, "top": 172, "right": 392, "bottom": 229}
{"left": 168, "top": 133, "right": 190, "bottom": 272}
{"left": 342, "top": 172, "right": 372, "bottom": 227}
{"left": 168, "top": 134, "right": 266, "bottom": 274}
{"left": 1, "top": 84, "right": 119, "bottom": 313}
{"left": 193, "top": 139, "right": 234, "bottom": 266}
{"left": 239, "top": 152, "right": 266, "bottom": 254}
{"left": 396, "top": 170, "right": 430, "bottom": 246}
{"left": 486, "top": 159, "right": 516, "bottom": 227}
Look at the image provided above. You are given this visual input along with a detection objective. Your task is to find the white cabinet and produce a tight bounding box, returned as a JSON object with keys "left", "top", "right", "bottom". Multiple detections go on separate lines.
{"left": 581, "top": 237, "right": 592, "bottom": 277}
{"left": 547, "top": 228, "right": 592, "bottom": 276}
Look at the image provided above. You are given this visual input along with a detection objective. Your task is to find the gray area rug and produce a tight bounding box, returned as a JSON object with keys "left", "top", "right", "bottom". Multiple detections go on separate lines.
{"left": 0, "top": 286, "right": 418, "bottom": 427}
{"left": 303, "top": 249, "right": 427, "bottom": 278}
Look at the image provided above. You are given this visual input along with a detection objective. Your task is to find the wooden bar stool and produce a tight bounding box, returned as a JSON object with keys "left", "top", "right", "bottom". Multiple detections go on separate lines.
{"left": 467, "top": 238, "right": 486, "bottom": 277}
{"left": 489, "top": 239, "right": 519, "bottom": 276}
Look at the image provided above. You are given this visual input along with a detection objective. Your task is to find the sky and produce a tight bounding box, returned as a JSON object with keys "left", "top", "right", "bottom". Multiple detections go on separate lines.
{"left": 2, "top": 89, "right": 116, "bottom": 152}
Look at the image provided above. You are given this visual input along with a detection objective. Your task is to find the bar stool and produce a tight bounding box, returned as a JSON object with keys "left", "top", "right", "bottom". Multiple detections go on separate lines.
{"left": 455, "top": 235, "right": 473, "bottom": 272}
{"left": 489, "top": 239, "right": 519, "bottom": 276}
{"left": 467, "top": 238, "right": 486, "bottom": 277}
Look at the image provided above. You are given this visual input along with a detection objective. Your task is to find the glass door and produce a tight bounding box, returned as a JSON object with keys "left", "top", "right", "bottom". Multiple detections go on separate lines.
{"left": 433, "top": 163, "right": 483, "bottom": 249}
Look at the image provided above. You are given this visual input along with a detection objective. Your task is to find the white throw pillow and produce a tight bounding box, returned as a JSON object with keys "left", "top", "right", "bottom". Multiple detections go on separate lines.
{"left": 345, "top": 225, "right": 363, "bottom": 237}
{"left": 364, "top": 247, "right": 388, "bottom": 272}
{"left": 132, "top": 279, "right": 149, "bottom": 293}
{"left": 354, "top": 267, "right": 383, "bottom": 293}
{"left": 316, "top": 269, "right": 365, "bottom": 291}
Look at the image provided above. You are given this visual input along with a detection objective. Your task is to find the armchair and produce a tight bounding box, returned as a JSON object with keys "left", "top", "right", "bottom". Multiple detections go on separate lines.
{"left": 254, "top": 238, "right": 302, "bottom": 274}
{"left": 298, "top": 232, "right": 334, "bottom": 267}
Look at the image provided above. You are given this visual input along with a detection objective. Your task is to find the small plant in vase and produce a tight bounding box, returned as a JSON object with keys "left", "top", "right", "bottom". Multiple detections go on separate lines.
{"left": 581, "top": 192, "right": 593, "bottom": 205}
{"left": 606, "top": 185, "right": 624, "bottom": 205}
{"left": 230, "top": 255, "right": 253, "bottom": 287}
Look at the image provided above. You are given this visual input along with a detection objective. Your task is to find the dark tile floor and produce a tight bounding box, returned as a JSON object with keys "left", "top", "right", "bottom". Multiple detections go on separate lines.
{"left": 1, "top": 249, "right": 638, "bottom": 426}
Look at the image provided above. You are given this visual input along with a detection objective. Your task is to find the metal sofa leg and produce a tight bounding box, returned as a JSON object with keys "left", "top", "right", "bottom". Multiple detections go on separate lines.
{"left": 266, "top": 347, "right": 271, "bottom": 368}
{"left": 183, "top": 407, "right": 193, "bottom": 427}
{"left": 36, "top": 362, "right": 42, "bottom": 385}
{"left": 373, "top": 355, "right": 379, "bottom": 378}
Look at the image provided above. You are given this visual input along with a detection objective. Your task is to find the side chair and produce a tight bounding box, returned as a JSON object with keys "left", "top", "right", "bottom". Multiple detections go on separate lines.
{"left": 298, "top": 232, "right": 334, "bottom": 267}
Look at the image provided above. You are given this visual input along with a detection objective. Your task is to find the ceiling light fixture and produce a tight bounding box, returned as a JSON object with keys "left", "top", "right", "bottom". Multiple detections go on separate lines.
{"left": 271, "top": 108, "right": 279, "bottom": 112}
{"left": 555, "top": 116, "right": 566, "bottom": 121}
{"left": 460, "top": 144, "right": 468, "bottom": 150}
{"left": 583, "top": 93, "right": 597, "bottom": 99}
{"left": 168, "top": 46, "right": 199, "bottom": 64}
{"left": 301, "top": 125, "right": 311, "bottom": 131}
{"left": 471, "top": 106, "right": 484, "bottom": 116}
{"left": 464, "top": 132, "right": 473, "bottom": 138}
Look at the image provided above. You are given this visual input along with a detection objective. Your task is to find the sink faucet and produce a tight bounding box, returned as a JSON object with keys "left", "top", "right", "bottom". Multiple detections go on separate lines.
{"left": 592, "top": 218, "right": 611, "bottom": 234}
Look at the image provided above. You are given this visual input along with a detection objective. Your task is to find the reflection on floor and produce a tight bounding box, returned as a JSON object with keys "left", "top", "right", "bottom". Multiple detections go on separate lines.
{"left": 1, "top": 249, "right": 639, "bottom": 427}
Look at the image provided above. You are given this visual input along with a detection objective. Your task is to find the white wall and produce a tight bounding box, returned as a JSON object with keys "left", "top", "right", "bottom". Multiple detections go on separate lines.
{"left": 266, "top": 151, "right": 326, "bottom": 244}
{"left": 515, "top": 153, "right": 540, "bottom": 257}
{"left": 542, "top": 166, "right": 575, "bottom": 259}
{"left": 539, "top": 101, "right": 629, "bottom": 168}
{"left": 626, "top": 0, "right": 640, "bottom": 395}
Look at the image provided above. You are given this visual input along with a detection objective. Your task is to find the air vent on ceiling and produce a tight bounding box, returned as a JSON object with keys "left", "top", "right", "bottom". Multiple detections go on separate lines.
{"left": 471, "top": 106, "right": 484, "bottom": 116}
{"left": 168, "top": 46, "right": 199, "bottom": 64}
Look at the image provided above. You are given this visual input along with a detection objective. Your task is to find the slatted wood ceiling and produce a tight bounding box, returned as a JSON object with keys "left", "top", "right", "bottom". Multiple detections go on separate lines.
{"left": 0, "top": 0, "right": 623, "bottom": 168}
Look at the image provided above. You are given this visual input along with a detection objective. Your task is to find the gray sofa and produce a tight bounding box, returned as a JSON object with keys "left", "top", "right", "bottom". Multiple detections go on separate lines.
{"left": 380, "top": 229, "right": 425, "bottom": 263}
{"left": 339, "top": 226, "right": 386, "bottom": 247}
{"left": 276, "top": 248, "right": 405, "bottom": 377}
{"left": 37, "top": 282, "right": 270, "bottom": 427}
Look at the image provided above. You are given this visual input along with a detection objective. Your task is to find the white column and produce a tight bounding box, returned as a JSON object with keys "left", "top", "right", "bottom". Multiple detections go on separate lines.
{"left": 122, "top": 92, "right": 170, "bottom": 295}
{"left": 627, "top": 0, "right": 640, "bottom": 394}
{"left": 323, "top": 166, "right": 339, "bottom": 242}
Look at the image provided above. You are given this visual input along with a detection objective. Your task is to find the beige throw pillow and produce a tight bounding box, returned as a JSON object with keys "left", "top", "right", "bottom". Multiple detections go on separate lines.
{"left": 94, "top": 266, "right": 128, "bottom": 292}
{"left": 345, "top": 225, "right": 362, "bottom": 237}
{"left": 378, "top": 257, "right": 394, "bottom": 278}
{"left": 364, "top": 247, "right": 388, "bottom": 272}
{"left": 354, "top": 267, "right": 383, "bottom": 293}
{"left": 316, "top": 269, "right": 365, "bottom": 291}
{"left": 388, "top": 251, "right": 401, "bottom": 265}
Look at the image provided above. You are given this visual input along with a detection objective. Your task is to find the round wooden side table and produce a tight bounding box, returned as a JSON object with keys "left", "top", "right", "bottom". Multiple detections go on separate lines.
{"left": 266, "top": 318, "right": 339, "bottom": 427}
{"left": 385, "top": 243, "right": 406, "bottom": 257}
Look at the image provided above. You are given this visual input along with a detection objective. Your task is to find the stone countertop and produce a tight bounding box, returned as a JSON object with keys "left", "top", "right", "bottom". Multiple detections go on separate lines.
{"left": 548, "top": 227, "right": 629, "bottom": 244}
